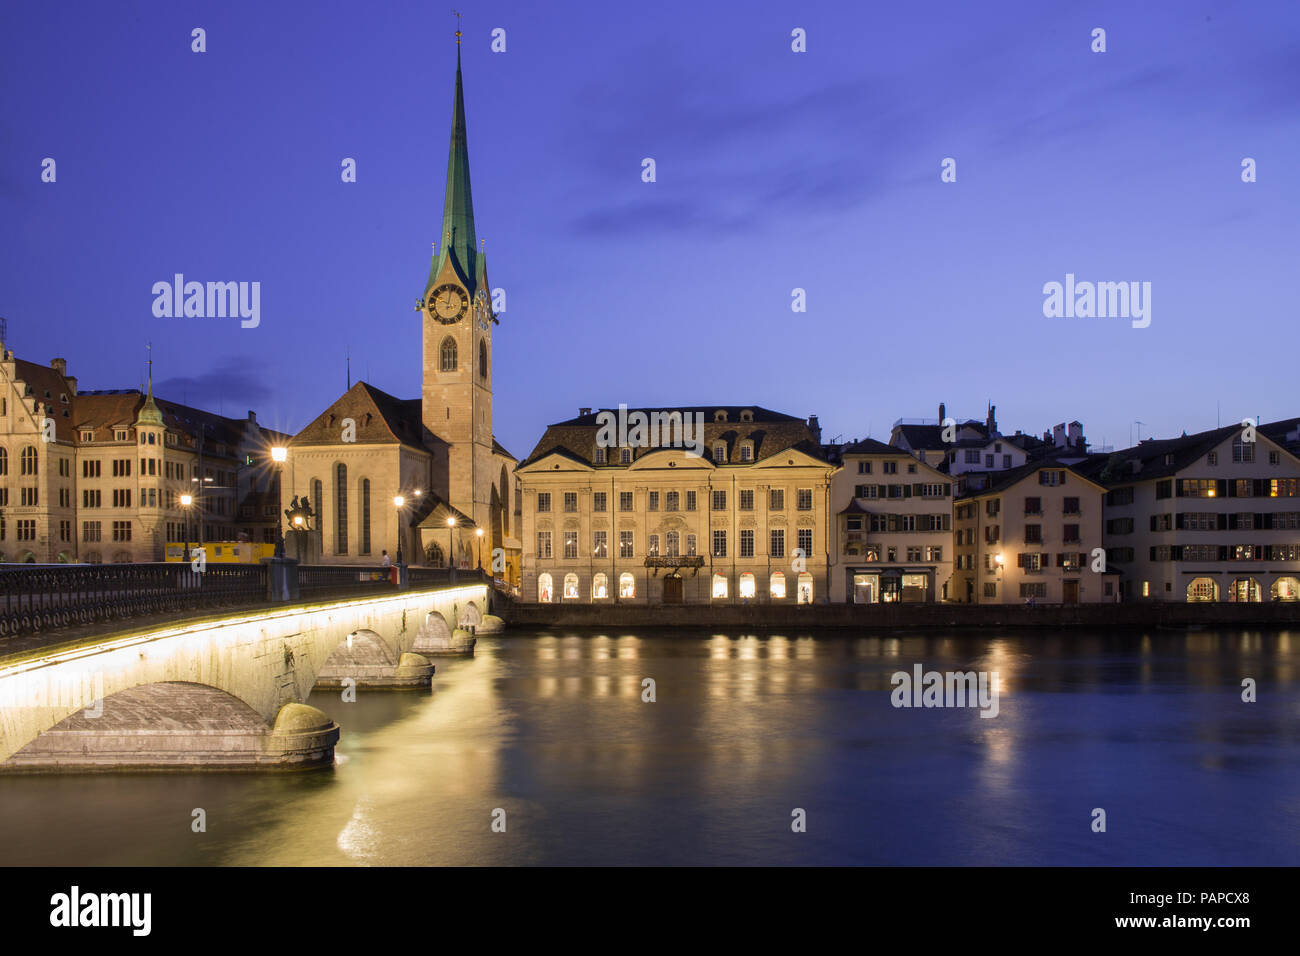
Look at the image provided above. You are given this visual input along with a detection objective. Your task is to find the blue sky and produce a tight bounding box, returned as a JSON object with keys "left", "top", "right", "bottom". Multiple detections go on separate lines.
{"left": 2, "top": 0, "right": 1297, "bottom": 458}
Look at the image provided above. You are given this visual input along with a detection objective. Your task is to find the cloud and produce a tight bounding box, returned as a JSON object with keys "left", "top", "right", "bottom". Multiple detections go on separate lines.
{"left": 155, "top": 357, "right": 273, "bottom": 409}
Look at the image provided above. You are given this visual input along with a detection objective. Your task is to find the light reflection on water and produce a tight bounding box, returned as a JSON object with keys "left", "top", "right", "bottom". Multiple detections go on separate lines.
{"left": 0, "top": 629, "right": 1296, "bottom": 866}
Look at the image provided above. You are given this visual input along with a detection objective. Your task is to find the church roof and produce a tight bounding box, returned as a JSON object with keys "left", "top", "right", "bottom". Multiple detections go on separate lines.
{"left": 291, "top": 381, "right": 428, "bottom": 450}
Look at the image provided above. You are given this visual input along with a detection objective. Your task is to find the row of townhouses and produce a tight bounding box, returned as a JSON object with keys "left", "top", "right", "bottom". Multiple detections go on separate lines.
{"left": 514, "top": 403, "right": 1300, "bottom": 605}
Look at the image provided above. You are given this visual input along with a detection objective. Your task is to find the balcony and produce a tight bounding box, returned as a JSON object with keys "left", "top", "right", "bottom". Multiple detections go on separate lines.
{"left": 644, "top": 555, "right": 705, "bottom": 575}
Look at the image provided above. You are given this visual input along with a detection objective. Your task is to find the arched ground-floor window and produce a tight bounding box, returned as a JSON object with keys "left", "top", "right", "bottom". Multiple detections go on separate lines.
{"left": 592, "top": 572, "right": 609, "bottom": 599}
{"left": 711, "top": 572, "right": 728, "bottom": 599}
{"left": 739, "top": 572, "right": 756, "bottom": 599}
{"left": 797, "top": 572, "right": 814, "bottom": 604}
{"left": 538, "top": 572, "right": 553, "bottom": 603}
{"left": 770, "top": 571, "right": 786, "bottom": 599}
{"left": 563, "top": 573, "right": 580, "bottom": 599}
{"left": 1229, "top": 577, "right": 1261, "bottom": 603}
{"left": 1186, "top": 576, "right": 1218, "bottom": 602}
{"left": 1271, "top": 576, "right": 1300, "bottom": 601}
{"left": 619, "top": 572, "right": 636, "bottom": 598}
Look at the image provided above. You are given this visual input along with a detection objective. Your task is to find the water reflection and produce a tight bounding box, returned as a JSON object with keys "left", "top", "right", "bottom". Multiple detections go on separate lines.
{"left": 0, "top": 629, "right": 1295, "bottom": 866}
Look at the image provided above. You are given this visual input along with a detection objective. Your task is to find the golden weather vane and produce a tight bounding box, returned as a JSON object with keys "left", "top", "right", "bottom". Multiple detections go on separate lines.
{"left": 453, "top": 10, "right": 462, "bottom": 44}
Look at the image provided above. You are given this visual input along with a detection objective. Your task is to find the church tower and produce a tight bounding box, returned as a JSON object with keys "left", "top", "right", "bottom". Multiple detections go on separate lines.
{"left": 421, "top": 34, "right": 496, "bottom": 542}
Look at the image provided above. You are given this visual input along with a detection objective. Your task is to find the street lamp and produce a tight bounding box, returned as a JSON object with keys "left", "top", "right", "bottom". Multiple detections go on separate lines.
{"left": 271, "top": 446, "right": 287, "bottom": 558}
{"left": 475, "top": 526, "right": 484, "bottom": 571}
{"left": 394, "top": 495, "right": 406, "bottom": 565}
{"left": 446, "top": 515, "right": 457, "bottom": 570}
{"left": 995, "top": 552, "right": 1005, "bottom": 603}
{"left": 180, "top": 493, "right": 193, "bottom": 565}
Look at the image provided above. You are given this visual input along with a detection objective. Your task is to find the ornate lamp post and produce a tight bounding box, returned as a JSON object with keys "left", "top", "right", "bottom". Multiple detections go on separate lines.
{"left": 393, "top": 495, "right": 406, "bottom": 565}
{"left": 475, "top": 527, "right": 484, "bottom": 572}
{"left": 271, "top": 446, "right": 287, "bottom": 558}
{"left": 446, "top": 515, "right": 457, "bottom": 571}
{"left": 180, "top": 493, "right": 193, "bottom": 565}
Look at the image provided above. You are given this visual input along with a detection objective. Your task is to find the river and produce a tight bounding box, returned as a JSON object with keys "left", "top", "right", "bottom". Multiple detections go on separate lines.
{"left": 0, "top": 628, "right": 1296, "bottom": 866}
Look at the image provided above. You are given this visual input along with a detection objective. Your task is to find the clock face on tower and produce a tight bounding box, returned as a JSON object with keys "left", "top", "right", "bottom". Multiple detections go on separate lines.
{"left": 429, "top": 284, "right": 467, "bottom": 324}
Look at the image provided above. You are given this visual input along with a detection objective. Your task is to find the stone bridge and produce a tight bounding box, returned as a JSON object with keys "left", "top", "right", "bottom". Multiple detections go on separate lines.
{"left": 0, "top": 582, "right": 494, "bottom": 772}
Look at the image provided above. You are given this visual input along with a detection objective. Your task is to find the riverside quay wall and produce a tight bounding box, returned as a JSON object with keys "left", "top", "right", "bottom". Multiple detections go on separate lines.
{"left": 499, "top": 600, "right": 1300, "bottom": 631}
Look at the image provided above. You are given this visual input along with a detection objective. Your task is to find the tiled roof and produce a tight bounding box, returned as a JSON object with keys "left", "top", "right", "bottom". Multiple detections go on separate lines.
{"left": 9, "top": 358, "right": 76, "bottom": 441}
{"left": 291, "top": 381, "right": 428, "bottom": 449}
{"left": 956, "top": 460, "right": 1103, "bottom": 499}
{"left": 520, "top": 405, "right": 822, "bottom": 468}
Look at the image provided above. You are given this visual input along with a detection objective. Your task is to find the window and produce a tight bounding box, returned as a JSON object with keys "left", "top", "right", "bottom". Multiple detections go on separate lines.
{"left": 619, "top": 573, "right": 635, "bottom": 598}
{"left": 620, "top": 448, "right": 632, "bottom": 465}
{"left": 593, "top": 491, "right": 606, "bottom": 512}
{"left": 1024, "top": 496, "right": 1042, "bottom": 515}
{"left": 537, "top": 492, "right": 551, "bottom": 513}
{"left": 111, "top": 520, "right": 132, "bottom": 542}
{"left": 0, "top": 448, "right": 6, "bottom": 475}
{"left": 593, "top": 530, "right": 607, "bottom": 558}
{"left": 591, "top": 572, "right": 608, "bottom": 599}
{"left": 797, "top": 488, "right": 813, "bottom": 510}
{"left": 359, "top": 479, "right": 371, "bottom": 555}
{"left": 619, "top": 491, "right": 633, "bottom": 511}
{"left": 712, "top": 490, "right": 726, "bottom": 511}
{"left": 712, "top": 530, "right": 727, "bottom": 557}
{"left": 906, "top": 546, "right": 923, "bottom": 562}
{"left": 964, "top": 450, "right": 980, "bottom": 464}
{"left": 1207, "top": 451, "right": 1218, "bottom": 466}
{"left": 334, "top": 463, "right": 348, "bottom": 554}
{"left": 537, "top": 572, "right": 554, "bottom": 602}
{"left": 1063, "top": 524, "right": 1080, "bottom": 543}
{"left": 739, "top": 529, "right": 754, "bottom": 558}
{"left": 536, "top": 531, "right": 552, "bottom": 558}
{"left": 20, "top": 446, "right": 38, "bottom": 476}
{"left": 769, "top": 529, "right": 785, "bottom": 558}
{"left": 857, "top": 461, "right": 872, "bottom": 474}
{"left": 563, "top": 573, "right": 579, "bottom": 600}
{"left": 648, "top": 534, "right": 659, "bottom": 556}
{"left": 440, "top": 336, "right": 457, "bottom": 372}
{"left": 82, "top": 521, "right": 101, "bottom": 542}
{"left": 1019, "top": 553, "right": 1043, "bottom": 572}
{"left": 1232, "top": 439, "right": 1254, "bottom": 463}
{"left": 854, "top": 484, "right": 878, "bottom": 499}
{"left": 984, "top": 583, "right": 997, "bottom": 598}
{"left": 665, "top": 491, "right": 679, "bottom": 511}
{"left": 985, "top": 454, "right": 994, "bottom": 468}
{"left": 594, "top": 447, "right": 606, "bottom": 465}
{"left": 664, "top": 531, "right": 679, "bottom": 557}
{"left": 1269, "top": 450, "right": 1280, "bottom": 465}
{"left": 115, "top": 430, "right": 128, "bottom": 441}
{"left": 685, "top": 490, "right": 697, "bottom": 511}
{"left": 713, "top": 443, "right": 726, "bottom": 463}
{"left": 986, "top": 498, "right": 1001, "bottom": 517}
{"left": 20, "top": 487, "right": 37, "bottom": 507}
{"left": 739, "top": 444, "right": 753, "bottom": 462}
{"left": 619, "top": 530, "right": 635, "bottom": 558}
{"left": 769, "top": 489, "right": 784, "bottom": 511}
{"left": 648, "top": 491, "right": 659, "bottom": 511}
{"left": 563, "top": 492, "right": 577, "bottom": 513}
{"left": 686, "top": 534, "right": 696, "bottom": 555}
{"left": 563, "top": 531, "right": 578, "bottom": 559}
{"left": 711, "top": 572, "right": 728, "bottom": 599}
{"left": 739, "top": 572, "right": 756, "bottom": 598}
{"left": 770, "top": 571, "right": 787, "bottom": 599}
{"left": 797, "top": 528, "right": 813, "bottom": 557}
{"left": 1020, "top": 583, "right": 1047, "bottom": 599}
{"left": 112, "top": 489, "right": 131, "bottom": 508}
{"left": 1063, "top": 497, "right": 1080, "bottom": 515}
{"left": 478, "top": 340, "right": 488, "bottom": 379}
{"left": 739, "top": 489, "right": 753, "bottom": 511}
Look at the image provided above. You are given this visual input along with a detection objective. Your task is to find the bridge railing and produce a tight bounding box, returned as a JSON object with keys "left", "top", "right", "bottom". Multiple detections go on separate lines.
{"left": 0, "top": 562, "right": 269, "bottom": 638}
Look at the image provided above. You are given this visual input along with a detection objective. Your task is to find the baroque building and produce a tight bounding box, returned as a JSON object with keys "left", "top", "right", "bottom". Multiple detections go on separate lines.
{"left": 516, "top": 407, "right": 835, "bottom": 604}
{"left": 282, "top": 43, "right": 516, "bottom": 575}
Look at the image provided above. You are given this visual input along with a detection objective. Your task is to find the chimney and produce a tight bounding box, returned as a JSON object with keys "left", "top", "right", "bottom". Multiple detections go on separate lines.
{"left": 247, "top": 410, "right": 257, "bottom": 423}
{"left": 579, "top": 407, "right": 592, "bottom": 417}
{"left": 51, "top": 358, "right": 67, "bottom": 375}
{"left": 1067, "top": 421, "right": 1083, "bottom": 447}
{"left": 807, "top": 415, "right": 821, "bottom": 443}
{"left": 986, "top": 404, "right": 997, "bottom": 435}
{"left": 1053, "top": 423, "right": 1066, "bottom": 448}
{"left": 65, "top": 376, "right": 77, "bottom": 395}
{"left": 938, "top": 402, "right": 946, "bottom": 424}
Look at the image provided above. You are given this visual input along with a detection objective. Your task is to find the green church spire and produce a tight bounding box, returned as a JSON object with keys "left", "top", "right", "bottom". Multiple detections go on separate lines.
{"left": 428, "top": 42, "right": 478, "bottom": 296}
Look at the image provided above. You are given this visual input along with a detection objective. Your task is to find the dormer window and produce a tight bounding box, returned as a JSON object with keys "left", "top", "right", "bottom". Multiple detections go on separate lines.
{"left": 80, "top": 430, "right": 93, "bottom": 442}
{"left": 714, "top": 443, "right": 727, "bottom": 462}
{"left": 739, "top": 443, "right": 753, "bottom": 462}
{"left": 115, "top": 429, "right": 128, "bottom": 441}
{"left": 740, "top": 409, "right": 754, "bottom": 422}
{"left": 594, "top": 447, "right": 607, "bottom": 465}
{"left": 714, "top": 410, "right": 728, "bottom": 423}
{"left": 620, "top": 448, "right": 631, "bottom": 465}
